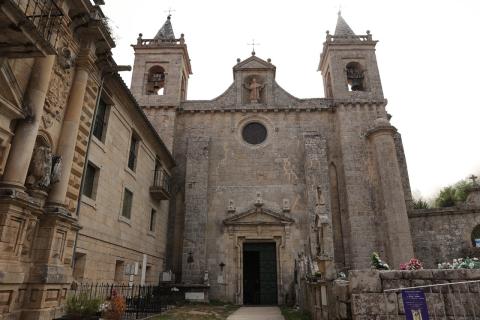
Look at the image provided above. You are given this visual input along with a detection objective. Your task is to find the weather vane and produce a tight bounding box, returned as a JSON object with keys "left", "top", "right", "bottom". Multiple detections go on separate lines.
{"left": 248, "top": 39, "right": 260, "bottom": 56}
{"left": 164, "top": 7, "right": 175, "bottom": 18}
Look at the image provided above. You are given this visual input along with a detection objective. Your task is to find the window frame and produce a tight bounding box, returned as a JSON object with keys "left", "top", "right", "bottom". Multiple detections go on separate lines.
{"left": 149, "top": 209, "right": 156, "bottom": 232}
{"left": 82, "top": 161, "right": 99, "bottom": 200}
{"left": 121, "top": 188, "right": 133, "bottom": 220}
{"left": 92, "top": 97, "right": 109, "bottom": 142}
{"left": 127, "top": 132, "right": 140, "bottom": 171}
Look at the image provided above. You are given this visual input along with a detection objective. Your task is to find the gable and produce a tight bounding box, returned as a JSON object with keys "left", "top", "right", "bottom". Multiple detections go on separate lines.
{"left": 223, "top": 206, "right": 294, "bottom": 226}
{"left": 233, "top": 55, "right": 275, "bottom": 71}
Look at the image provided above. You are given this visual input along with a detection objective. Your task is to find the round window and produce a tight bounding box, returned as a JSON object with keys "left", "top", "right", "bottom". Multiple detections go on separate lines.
{"left": 242, "top": 122, "right": 267, "bottom": 145}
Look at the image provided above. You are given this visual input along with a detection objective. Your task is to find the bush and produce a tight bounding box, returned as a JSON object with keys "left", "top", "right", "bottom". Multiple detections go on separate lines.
{"left": 413, "top": 198, "right": 430, "bottom": 209}
{"left": 438, "top": 257, "right": 480, "bottom": 269}
{"left": 400, "top": 258, "right": 423, "bottom": 270}
{"left": 65, "top": 294, "right": 102, "bottom": 319}
{"left": 371, "top": 252, "right": 389, "bottom": 270}
{"left": 435, "top": 180, "right": 473, "bottom": 208}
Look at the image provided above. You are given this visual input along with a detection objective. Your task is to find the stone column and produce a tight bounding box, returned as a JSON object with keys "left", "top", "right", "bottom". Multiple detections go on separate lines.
{"left": 367, "top": 118, "right": 414, "bottom": 268}
{"left": 2, "top": 55, "right": 55, "bottom": 188}
{"left": 48, "top": 44, "right": 95, "bottom": 206}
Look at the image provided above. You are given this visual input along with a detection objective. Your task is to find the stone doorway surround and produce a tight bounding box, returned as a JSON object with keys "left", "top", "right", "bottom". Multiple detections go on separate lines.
{"left": 223, "top": 204, "right": 294, "bottom": 305}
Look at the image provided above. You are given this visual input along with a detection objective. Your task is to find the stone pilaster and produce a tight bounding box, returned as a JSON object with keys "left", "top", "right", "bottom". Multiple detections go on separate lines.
{"left": 366, "top": 118, "right": 414, "bottom": 268}
{"left": 2, "top": 56, "right": 55, "bottom": 188}
{"left": 303, "top": 132, "right": 335, "bottom": 279}
{"left": 47, "top": 44, "right": 96, "bottom": 207}
{"left": 182, "top": 136, "right": 210, "bottom": 284}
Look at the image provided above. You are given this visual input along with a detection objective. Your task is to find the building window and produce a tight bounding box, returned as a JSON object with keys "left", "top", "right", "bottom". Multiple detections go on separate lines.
{"left": 92, "top": 98, "right": 108, "bottom": 141}
{"left": 121, "top": 188, "right": 133, "bottom": 219}
{"left": 127, "top": 133, "right": 140, "bottom": 171}
{"left": 114, "top": 260, "right": 124, "bottom": 283}
{"left": 242, "top": 122, "right": 267, "bottom": 145}
{"left": 73, "top": 252, "right": 86, "bottom": 282}
{"left": 149, "top": 209, "right": 156, "bottom": 232}
{"left": 82, "top": 162, "right": 99, "bottom": 200}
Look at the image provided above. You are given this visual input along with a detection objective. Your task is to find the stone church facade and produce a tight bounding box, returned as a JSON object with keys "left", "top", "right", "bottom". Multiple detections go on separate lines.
{"left": 130, "top": 14, "right": 416, "bottom": 305}
{"left": 0, "top": 1, "right": 479, "bottom": 318}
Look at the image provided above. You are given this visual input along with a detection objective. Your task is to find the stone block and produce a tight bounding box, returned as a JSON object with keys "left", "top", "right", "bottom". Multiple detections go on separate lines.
{"left": 333, "top": 279, "right": 350, "bottom": 302}
{"left": 382, "top": 279, "right": 411, "bottom": 291}
{"left": 351, "top": 293, "right": 397, "bottom": 315}
{"left": 402, "top": 269, "right": 433, "bottom": 280}
{"left": 379, "top": 270, "right": 402, "bottom": 280}
{"left": 349, "top": 270, "right": 382, "bottom": 293}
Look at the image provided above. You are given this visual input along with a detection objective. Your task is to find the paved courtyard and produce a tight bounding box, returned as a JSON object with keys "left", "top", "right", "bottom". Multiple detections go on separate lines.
{"left": 227, "top": 307, "right": 285, "bottom": 320}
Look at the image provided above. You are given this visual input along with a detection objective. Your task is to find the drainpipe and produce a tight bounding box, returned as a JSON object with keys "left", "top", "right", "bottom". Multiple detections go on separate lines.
{"left": 71, "top": 64, "right": 131, "bottom": 269}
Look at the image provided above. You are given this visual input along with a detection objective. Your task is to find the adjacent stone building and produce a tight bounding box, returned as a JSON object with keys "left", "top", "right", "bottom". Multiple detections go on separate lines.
{"left": 0, "top": 1, "right": 173, "bottom": 318}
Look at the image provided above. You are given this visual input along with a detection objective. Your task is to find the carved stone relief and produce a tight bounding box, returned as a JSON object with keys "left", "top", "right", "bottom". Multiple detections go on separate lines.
{"left": 26, "top": 144, "right": 62, "bottom": 191}
{"left": 43, "top": 54, "right": 74, "bottom": 128}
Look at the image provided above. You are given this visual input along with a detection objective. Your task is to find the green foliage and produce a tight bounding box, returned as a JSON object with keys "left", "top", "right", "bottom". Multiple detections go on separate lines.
{"left": 413, "top": 198, "right": 430, "bottom": 209}
{"left": 281, "top": 307, "right": 311, "bottom": 320}
{"left": 435, "top": 180, "right": 473, "bottom": 208}
{"left": 66, "top": 294, "right": 102, "bottom": 318}
{"left": 370, "top": 252, "right": 390, "bottom": 270}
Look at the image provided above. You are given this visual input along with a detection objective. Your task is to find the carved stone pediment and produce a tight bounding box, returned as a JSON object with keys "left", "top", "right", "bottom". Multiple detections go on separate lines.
{"left": 223, "top": 206, "right": 294, "bottom": 226}
{"left": 233, "top": 56, "right": 276, "bottom": 72}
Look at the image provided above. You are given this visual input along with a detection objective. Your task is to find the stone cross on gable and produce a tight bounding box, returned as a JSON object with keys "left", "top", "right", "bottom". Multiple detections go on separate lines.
{"left": 248, "top": 39, "right": 260, "bottom": 56}
{"left": 469, "top": 174, "right": 478, "bottom": 185}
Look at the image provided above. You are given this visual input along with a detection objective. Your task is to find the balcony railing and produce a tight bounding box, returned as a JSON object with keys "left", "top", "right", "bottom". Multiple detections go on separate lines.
{"left": 150, "top": 169, "right": 171, "bottom": 200}
{"left": 0, "top": 0, "right": 63, "bottom": 57}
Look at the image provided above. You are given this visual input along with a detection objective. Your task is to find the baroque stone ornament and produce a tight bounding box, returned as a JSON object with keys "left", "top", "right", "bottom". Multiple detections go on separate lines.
{"left": 44, "top": 57, "right": 74, "bottom": 123}
{"left": 26, "top": 145, "right": 62, "bottom": 190}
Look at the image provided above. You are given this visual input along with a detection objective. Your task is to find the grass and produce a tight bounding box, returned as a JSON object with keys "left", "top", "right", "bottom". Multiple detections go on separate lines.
{"left": 151, "top": 303, "right": 239, "bottom": 320}
{"left": 280, "top": 306, "right": 311, "bottom": 320}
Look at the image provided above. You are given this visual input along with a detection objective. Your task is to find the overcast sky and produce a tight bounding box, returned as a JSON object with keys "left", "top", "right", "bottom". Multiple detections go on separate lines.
{"left": 103, "top": 0, "right": 480, "bottom": 200}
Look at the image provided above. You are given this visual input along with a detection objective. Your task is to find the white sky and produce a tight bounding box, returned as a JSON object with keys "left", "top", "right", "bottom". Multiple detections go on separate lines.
{"left": 103, "top": 0, "right": 480, "bottom": 200}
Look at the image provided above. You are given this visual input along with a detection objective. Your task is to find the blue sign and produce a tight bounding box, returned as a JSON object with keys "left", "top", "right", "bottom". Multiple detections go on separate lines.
{"left": 402, "top": 289, "right": 430, "bottom": 320}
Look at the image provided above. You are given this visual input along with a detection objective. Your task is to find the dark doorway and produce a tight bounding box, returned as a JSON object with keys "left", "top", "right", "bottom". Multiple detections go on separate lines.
{"left": 243, "top": 242, "right": 278, "bottom": 305}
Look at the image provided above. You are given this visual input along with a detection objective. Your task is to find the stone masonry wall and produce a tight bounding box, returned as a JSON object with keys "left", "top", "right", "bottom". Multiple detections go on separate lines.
{"left": 409, "top": 208, "right": 480, "bottom": 268}
{"left": 331, "top": 269, "right": 480, "bottom": 320}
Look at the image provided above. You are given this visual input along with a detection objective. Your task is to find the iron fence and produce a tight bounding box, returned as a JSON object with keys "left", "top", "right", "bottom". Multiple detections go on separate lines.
{"left": 69, "top": 283, "right": 185, "bottom": 319}
{"left": 383, "top": 280, "right": 480, "bottom": 320}
{"left": 12, "top": 0, "right": 63, "bottom": 46}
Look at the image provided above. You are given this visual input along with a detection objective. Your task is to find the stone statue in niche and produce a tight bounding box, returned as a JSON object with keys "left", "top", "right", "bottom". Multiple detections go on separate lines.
{"left": 26, "top": 145, "right": 62, "bottom": 190}
{"left": 244, "top": 78, "right": 264, "bottom": 103}
{"left": 314, "top": 187, "right": 330, "bottom": 257}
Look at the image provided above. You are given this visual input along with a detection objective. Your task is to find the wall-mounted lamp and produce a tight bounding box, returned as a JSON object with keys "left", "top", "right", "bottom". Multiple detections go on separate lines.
{"left": 219, "top": 262, "right": 225, "bottom": 271}
{"left": 187, "top": 252, "right": 194, "bottom": 263}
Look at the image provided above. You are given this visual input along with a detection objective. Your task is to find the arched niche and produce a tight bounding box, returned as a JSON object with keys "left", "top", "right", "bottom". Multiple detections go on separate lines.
{"left": 345, "top": 62, "right": 365, "bottom": 92}
{"left": 146, "top": 65, "right": 166, "bottom": 95}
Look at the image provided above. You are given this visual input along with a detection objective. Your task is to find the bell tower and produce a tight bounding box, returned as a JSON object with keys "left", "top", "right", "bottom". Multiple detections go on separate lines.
{"left": 130, "top": 15, "right": 192, "bottom": 151}
{"left": 318, "top": 13, "right": 414, "bottom": 269}
{"left": 319, "top": 12, "right": 383, "bottom": 101}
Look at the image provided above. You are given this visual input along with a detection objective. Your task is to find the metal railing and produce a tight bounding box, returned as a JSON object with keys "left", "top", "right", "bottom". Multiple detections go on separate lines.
{"left": 69, "top": 283, "right": 185, "bottom": 319}
{"left": 12, "top": 0, "right": 63, "bottom": 46}
{"left": 383, "top": 280, "right": 480, "bottom": 320}
{"left": 152, "top": 169, "right": 171, "bottom": 194}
